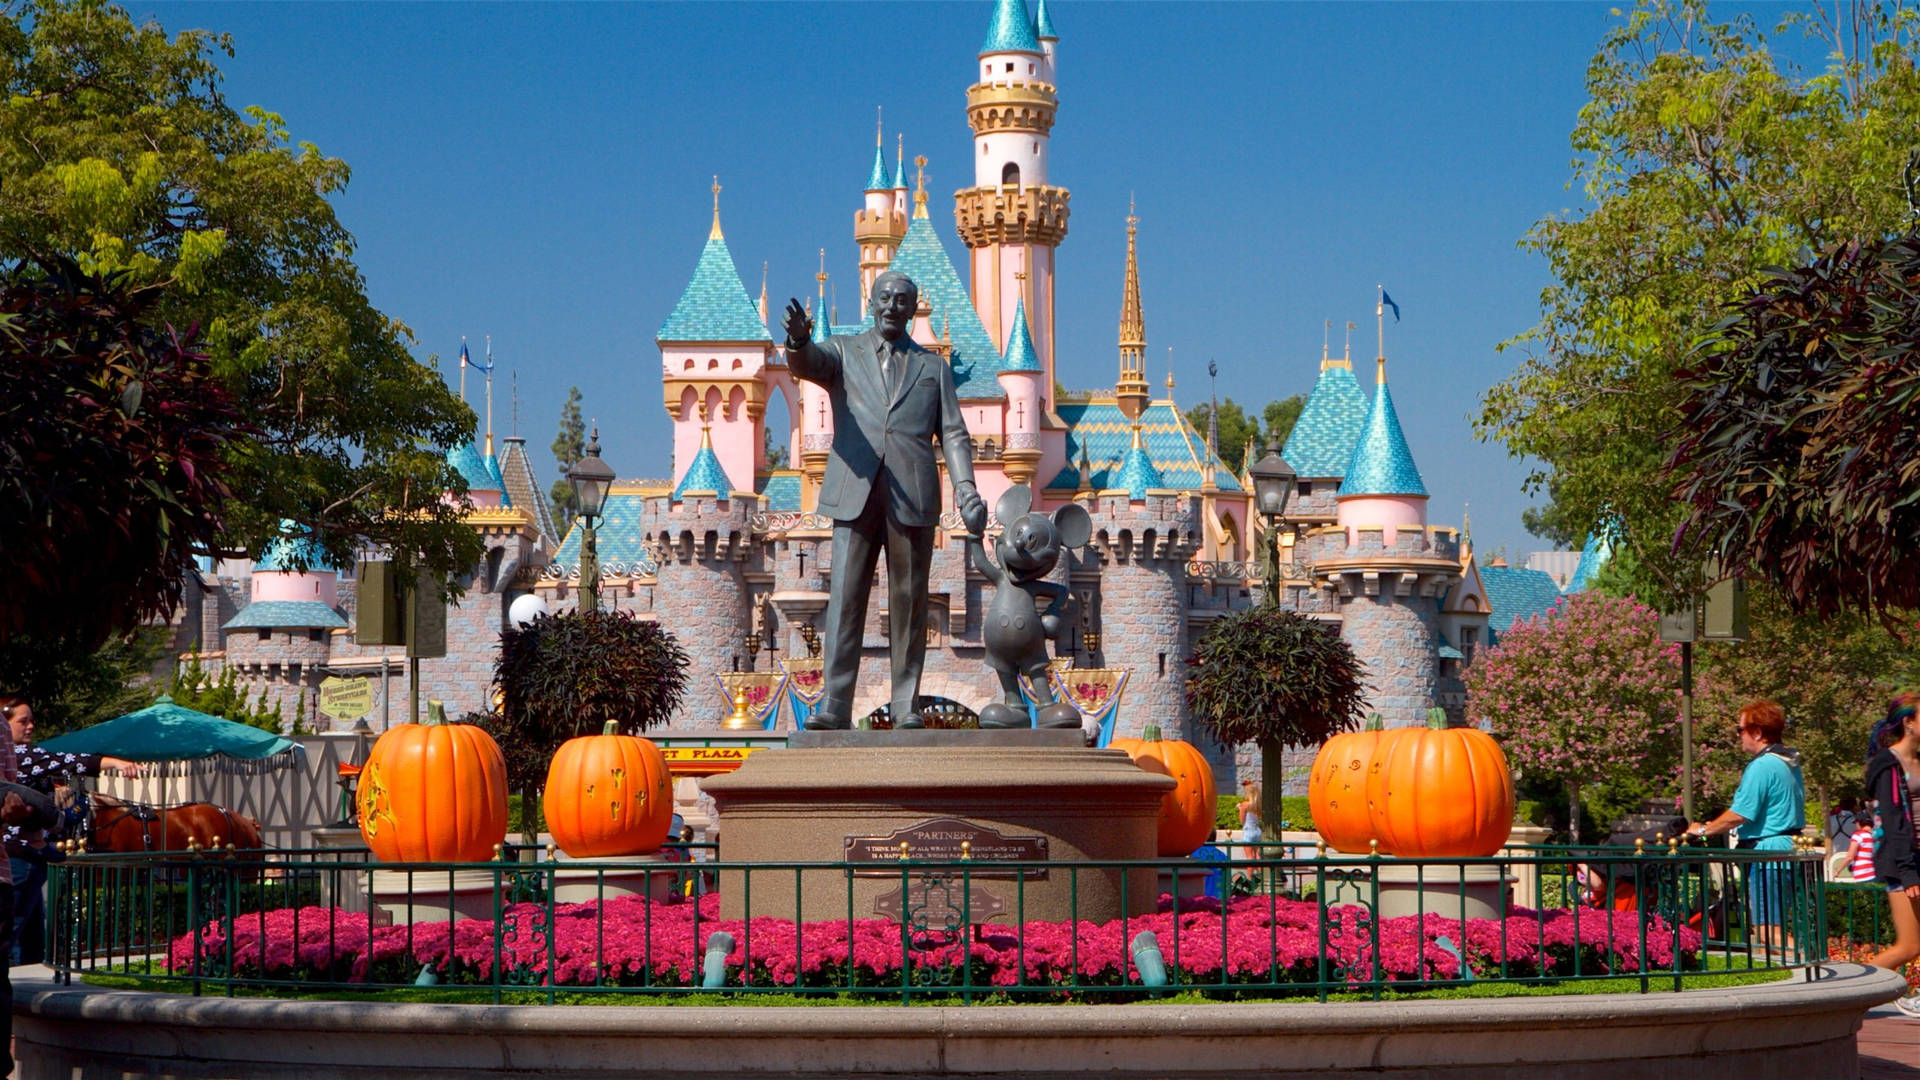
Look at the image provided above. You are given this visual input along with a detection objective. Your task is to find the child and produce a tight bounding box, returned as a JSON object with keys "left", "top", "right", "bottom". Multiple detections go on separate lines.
{"left": 1846, "top": 819, "right": 1877, "bottom": 883}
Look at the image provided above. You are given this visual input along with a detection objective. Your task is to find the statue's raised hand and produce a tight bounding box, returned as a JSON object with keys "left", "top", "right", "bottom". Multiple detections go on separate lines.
{"left": 783, "top": 298, "right": 812, "bottom": 348}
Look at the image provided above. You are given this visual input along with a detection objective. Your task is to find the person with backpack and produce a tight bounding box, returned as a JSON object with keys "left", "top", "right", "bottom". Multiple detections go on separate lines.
{"left": 1863, "top": 692, "right": 1920, "bottom": 1019}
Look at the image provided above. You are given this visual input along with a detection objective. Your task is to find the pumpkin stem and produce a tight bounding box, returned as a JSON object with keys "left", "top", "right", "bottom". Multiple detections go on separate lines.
{"left": 1142, "top": 724, "right": 1163, "bottom": 742}
{"left": 1425, "top": 707, "right": 1449, "bottom": 730}
{"left": 425, "top": 700, "right": 447, "bottom": 726}
{"left": 601, "top": 719, "right": 620, "bottom": 736}
{"left": 1364, "top": 712, "right": 1384, "bottom": 732}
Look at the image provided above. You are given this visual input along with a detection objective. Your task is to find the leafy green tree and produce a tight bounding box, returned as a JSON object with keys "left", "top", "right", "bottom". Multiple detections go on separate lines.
{"left": 1478, "top": 0, "right": 1920, "bottom": 604}
{"left": 1691, "top": 585, "right": 1919, "bottom": 812}
{"left": 0, "top": 626, "right": 170, "bottom": 739}
{"left": 167, "top": 652, "right": 287, "bottom": 734}
{"left": 1, "top": 259, "right": 245, "bottom": 648}
{"left": 548, "top": 386, "right": 584, "bottom": 531}
{"left": 1185, "top": 608, "right": 1368, "bottom": 835}
{"left": 1673, "top": 233, "right": 1920, "bottom": 617}
{"left": 1184, "top": 394, "right": 1305, "bottom": 474}
{"left": 0, "top": 0, "right": 482, "bottom": 587}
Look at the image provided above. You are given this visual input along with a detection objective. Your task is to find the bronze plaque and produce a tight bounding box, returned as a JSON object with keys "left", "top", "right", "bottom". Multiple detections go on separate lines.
{"left": 845, "top": 817, "right": 1049, "bottom": 879}
{"left": 873, "top": 878, "right": 1008, "bottom": 925}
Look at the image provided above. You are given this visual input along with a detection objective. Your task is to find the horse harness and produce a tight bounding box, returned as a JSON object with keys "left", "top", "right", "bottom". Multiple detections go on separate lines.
{"left": 92, "top": 800, "right": 244, "bottom": 852}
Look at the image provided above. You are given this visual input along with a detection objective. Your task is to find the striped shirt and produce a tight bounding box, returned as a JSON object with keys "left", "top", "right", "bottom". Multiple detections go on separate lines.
{"left": 1849, "top": 826, "right": 1878, "bottom": 881}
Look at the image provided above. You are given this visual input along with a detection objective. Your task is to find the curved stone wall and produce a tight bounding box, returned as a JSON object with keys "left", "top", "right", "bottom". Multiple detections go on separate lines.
{"left": 11, "top": 963, "right": 1902, "bottom": 1079}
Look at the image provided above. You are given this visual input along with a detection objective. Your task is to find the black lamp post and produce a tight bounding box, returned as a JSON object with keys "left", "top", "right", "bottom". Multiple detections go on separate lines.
{"left": 568, "top": 426, "right": 616, "bottom": 612}
{"left": 1246, "top": 440, "right": 1296, "bottom": 605}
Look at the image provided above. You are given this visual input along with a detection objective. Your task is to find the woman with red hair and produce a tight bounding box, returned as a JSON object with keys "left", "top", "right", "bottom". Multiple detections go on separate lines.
{"left": 1686, "top": 701, "right": 1805, "bottom": 955}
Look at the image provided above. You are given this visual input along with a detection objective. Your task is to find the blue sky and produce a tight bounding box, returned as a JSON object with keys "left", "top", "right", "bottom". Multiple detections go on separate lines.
{"left": 132, "top": 1, "right": 1756, "bottom": 560}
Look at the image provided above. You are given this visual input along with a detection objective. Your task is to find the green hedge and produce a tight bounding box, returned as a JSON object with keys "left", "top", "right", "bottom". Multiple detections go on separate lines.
{"left": 1826, "top": 882, "right": 1899, "bottom": 945}
{"left": 1213, "top": 796, "right": 1316, "bottom": 832}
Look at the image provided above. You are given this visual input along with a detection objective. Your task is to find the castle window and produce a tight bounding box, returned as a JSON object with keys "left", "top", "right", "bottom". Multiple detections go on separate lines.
{"left": 308, "top": 629, "right": 323, "bottom": 643}
{"left": 257, "top": 628, "right": 270, "bottom": 642}
{"left": 1461, "top": 626, "right": 1479, "bottom": 663}
{"left": 1005, "top": 62, "right": 1013, "bottom": 72}
{"left": 1001, "top": 162, "right": 1020, "bottom": 186}
{"left": 1028, "top": 63, "right": 1035, "bottom": 75}
{"left": 1298, "top": 482, "right": 1312, "bottom": 497}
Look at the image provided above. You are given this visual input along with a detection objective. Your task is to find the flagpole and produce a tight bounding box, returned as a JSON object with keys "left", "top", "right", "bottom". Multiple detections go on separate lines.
{"left": 1375, "top": 285, "right": 1386, "bottom": 383}
{"left": 458, "top": 336, "right": 468, "bottom": 404}
{"left": 484, "top": 336, "right": 495, "bottom": 457}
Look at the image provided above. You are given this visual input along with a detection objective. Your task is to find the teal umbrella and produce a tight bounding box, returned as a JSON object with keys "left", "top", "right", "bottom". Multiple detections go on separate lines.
{"left": 39, "top": 695, "right": 296, "bottom": 762}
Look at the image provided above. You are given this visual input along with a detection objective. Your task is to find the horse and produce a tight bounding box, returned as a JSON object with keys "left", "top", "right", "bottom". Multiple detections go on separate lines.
{"left": 87, "top": 793, "right": 264, "bottom": 854}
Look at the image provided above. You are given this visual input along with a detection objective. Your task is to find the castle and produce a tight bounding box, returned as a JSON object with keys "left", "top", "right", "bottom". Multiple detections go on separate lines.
{"left": 169, "top": 0, "right": 1579, "bottom": 780}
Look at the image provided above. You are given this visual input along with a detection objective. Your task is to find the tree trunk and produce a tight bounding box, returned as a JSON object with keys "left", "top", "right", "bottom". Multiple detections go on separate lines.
{"left": 1259, "top": 736, "right": 1284, "bottom": 838}
{"left": 1567, "top": 780, "right": 1582, "bottom": 843}
{"left": 522, "top": 784, "right": 541, "bottom": 849}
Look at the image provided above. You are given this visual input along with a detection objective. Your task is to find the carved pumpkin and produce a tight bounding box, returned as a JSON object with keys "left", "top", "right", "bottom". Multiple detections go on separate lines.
{"left": 545, "top": 720, "right": 675, "bottom": 857}
{"left": 1363, "top": 709, "right": 1515, "bottom": 857}
{"left": 1309, "top": 713, "right": 1389, "bottom": 854}
{"left": 356, "top": 703, "right": 508, "bottom": 862}
{"left": 1111, "top": 725, "right": 1217, "bottom": 856}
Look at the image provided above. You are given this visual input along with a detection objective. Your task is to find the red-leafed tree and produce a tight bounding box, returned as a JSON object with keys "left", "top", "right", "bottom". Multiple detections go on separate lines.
{"left": 0, "top": 260, "right": 246, "bottom": 648}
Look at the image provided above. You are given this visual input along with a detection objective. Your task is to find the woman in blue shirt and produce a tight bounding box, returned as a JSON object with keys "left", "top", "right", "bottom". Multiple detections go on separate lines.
{"left": 1686, "top": 701, "right": 1805, "bottom": 954}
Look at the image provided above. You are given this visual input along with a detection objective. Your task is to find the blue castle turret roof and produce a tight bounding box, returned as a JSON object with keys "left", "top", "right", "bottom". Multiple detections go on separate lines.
{"left": 981, "top": 0, "right": 1040, "bottom": 53}
{"left": 447, "top": 440, "right": 498, "bottom": 495}
{"left": 1036, "top": 0, "right": 1057, "bottom": 40}
{"left": 673, "top": 439, "right": 736, "bottom": 500}
{"left": 255, "top": 520, "right": 334, "bottom": 574}
{"left": 1341, "top": 369, "right": 1427, "bottom": 497}
{"left": 658, "top": 226, "right": 774, "bottom": 344}
{"left": 1113, "top": 429, "right": 1166, "bottom": 501}
{"left": 886, "top": 203, "right": 1004, "bottom": 399}
{"left": 1000, "top": 296, "right": 1042, "bottom": 372}
{"left": 1281, "top": 364, "right": 1370, "bottom": 479}
{"left": 866, "top": 143, "right": 891, "bottom": 192}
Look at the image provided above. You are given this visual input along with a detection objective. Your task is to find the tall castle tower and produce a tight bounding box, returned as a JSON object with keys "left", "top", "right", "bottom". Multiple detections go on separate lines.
{"left": 955, "top": 0, "right": 1070, "bottom": 404}
{"left": 855, "top": 114, "right": 908, "bottom": 300}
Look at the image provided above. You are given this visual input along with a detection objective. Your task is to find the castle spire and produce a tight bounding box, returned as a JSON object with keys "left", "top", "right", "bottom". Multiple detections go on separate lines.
{"left": 758, "top": 261, "right": 769, "bottom": 327}
{"left": 894, "top": 133, "right": 907, "bottom": 191}
{"left": 866, "top": 108, "right": 891, "bottom": 191}
{"left": 709, "top": 175, "right": 724, "bottom": 240}
{"left": 912, "top": 155, "right": 929, "bottom": 218}
{"left": 813, "top": 248, "right": 831, "bottom": 343}
{"left": 981, "top": 0, "right": 1040, "bottom": 54}
{"left": 1115, "top": 198, "right": 1150, "bottom": 420}
{"left": 483, "top": 335, "right": 494, "bottom": 458}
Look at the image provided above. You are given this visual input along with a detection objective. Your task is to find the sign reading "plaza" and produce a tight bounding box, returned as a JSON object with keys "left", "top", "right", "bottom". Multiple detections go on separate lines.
{"left": 844, "top": 818, "right": 1049, "bottom": 878}
{"left": 658, "top": 745, "right": 762, "bottom": 775}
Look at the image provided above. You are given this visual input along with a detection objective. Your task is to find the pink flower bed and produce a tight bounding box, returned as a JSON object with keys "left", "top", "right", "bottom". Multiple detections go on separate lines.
{"left": 168, "top": 894, "right": 1700, "bottom": 993}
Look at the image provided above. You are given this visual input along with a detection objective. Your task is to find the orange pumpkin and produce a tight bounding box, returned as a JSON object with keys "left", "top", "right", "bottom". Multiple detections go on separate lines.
{"left": 356, "top": 702, "right": 508, "bottom": 862}
{"left": 1363, "top": 709, "right": 1514, "bottom": 857}
{"left": 544, "top": 720, "right": 675, "bottom": 857}
{"left": 1111, "top": 725, "right": 1217, "bottom": 856}
{"left": 1308, "top": 713, "right": 1389, "bottom": 854}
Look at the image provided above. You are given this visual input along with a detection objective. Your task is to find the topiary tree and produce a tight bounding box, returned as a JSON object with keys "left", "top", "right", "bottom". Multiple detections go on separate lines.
{"left": 1184, "top": 607, "right": 1368, "bottom": 836}
{"left": 482, "top": 609, "right": 690, "bottom": 842}
{"left": 1466, "top": 592, "right": 1680, "bottom": 840}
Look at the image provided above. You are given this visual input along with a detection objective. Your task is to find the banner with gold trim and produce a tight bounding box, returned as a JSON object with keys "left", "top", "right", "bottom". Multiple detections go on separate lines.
{"left": 1016, "top": 657, "right": 1077, "bottom": 725}
{"left": 1050, "top": 667, "right": 1130, "bottom": 747}
{"left": 714, "top": 671, "right": 786, "bottom": 731}
{"left": 777, "top": 657, "right": 825, "bottom": 730}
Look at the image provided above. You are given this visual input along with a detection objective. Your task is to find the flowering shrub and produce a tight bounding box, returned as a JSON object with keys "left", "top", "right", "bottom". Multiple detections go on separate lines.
{"left": 168, "top": 894, "right": 1701, "bottom": 994}
{"left": 1467, "top": 592, "right": 1680, "bottom": 837}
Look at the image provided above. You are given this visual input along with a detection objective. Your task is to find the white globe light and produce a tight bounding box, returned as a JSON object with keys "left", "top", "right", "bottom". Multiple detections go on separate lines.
{"left": 508, "top": 594, "right": 550, "bottom": 629}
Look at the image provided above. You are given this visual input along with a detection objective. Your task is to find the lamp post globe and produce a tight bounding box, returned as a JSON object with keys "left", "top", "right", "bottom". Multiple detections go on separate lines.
{"left": 568, "top": 427, "right": 617, "bottom": 612}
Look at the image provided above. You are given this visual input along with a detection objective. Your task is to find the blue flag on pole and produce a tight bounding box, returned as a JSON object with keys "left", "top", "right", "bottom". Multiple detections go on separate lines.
{"left": 471, "top": 336, "right": 494, "bottom": 374}
{"left": 1380, "top": 289, "right": 1401, "bottom": 323}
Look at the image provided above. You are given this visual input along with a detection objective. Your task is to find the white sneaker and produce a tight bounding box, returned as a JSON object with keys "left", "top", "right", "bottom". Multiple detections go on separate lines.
{"left": 1895, "top": 994, "right": 1920, "bottom": 1020}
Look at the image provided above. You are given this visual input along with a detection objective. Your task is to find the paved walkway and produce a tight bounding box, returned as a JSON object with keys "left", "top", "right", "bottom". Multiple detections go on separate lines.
{"left": 1862, "top": 1004, "right": 1918, "bottom": 1078}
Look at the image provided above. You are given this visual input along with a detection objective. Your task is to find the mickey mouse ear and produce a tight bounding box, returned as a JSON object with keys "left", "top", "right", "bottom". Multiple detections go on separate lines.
{"left": 1052, "top": 503, "right": 1092, "bottom": 548}
{"left": 994, "top": 484, "right": 1033, "bottom": 525}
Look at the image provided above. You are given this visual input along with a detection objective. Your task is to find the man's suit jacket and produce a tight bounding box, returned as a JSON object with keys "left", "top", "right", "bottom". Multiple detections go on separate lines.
{"left": 788, "top": 329, "right": 976, "bottom": 527}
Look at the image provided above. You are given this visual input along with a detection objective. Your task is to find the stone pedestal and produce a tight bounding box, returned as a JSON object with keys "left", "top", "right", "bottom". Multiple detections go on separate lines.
{"left": 1373, "top": 862, "right": 1515, "bottom": 921}
{"left": 369, "top": 853, "right": 679, "bottom": 925}
{"left": 701, "top": 733, "right": 1172, "bottom": 925}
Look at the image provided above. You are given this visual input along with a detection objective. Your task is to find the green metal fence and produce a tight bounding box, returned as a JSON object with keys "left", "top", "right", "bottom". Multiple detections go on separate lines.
{"left": 45, "top": 842, "right": 1829, "bottom": 1003}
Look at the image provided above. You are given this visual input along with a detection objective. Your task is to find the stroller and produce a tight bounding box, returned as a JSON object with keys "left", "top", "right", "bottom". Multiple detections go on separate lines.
{"left": 1574, "top": 814, "right": 1728, "bottom": 939}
